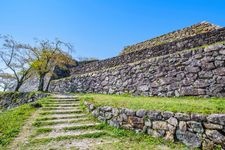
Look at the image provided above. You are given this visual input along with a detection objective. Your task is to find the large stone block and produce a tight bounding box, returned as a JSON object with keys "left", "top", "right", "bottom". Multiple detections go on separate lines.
{"left": 187, "top": 121, "right": 204, "bottom": 133}
{"left": 185, "top": 66, "right": 200, "bottom": 73}
{"left": 213, "top": 67, "right": 225, "bottom": 76}
{"left": 108, "top": 119, "right": 120, "bottom": 128}
{"left": 124, "top": 108, "right": 136, "bottom": 116}
{"left": 190, "top": 114, "right": 207, "bottom": 122}
{"left": 112, "top": 108, "right": 119, "bottom": 116}
{"left": 167, "top": 117, "right": 178, "bottom": 127}
{"left": 147, "top": 110, "right": 162, "bottom": 120}
{"left": 128, "top": 116, "right": 144, "bottom": 129}
{"left": 203, "top": 123, "right": 223, "bottom": 130}
{"left": 137, "top": 85, "right": 149, "bottom": 92}
{"left": 178, "top": 121, "right": 187, "bottom": 132}
{"left": 205, "top": 130, "right": 225, "bottom": 144}
{"left": 162, "top": 111, "right": 174, "bottom": 120}
{"left": 105, "top": 112, "right": 113, "bottom": 120}
{"left": 207, "top": 114, "right": 225, "bottom": 125}
{"left": 176, "top": 130, "right": 202, "bottom": 148}
{"left": 152, "top": 121, "right": 169, "bottom": 130}
{"left": 164, "top": 131, "right": 175, "bottom": 141}
{"left": 175, "top": 113, "right": 190, "bottom": 121}
{"left": 136, "top": 109, "right": 147, "bottom": 117}
{"left": 144, "top": 119, "right": 152, "bottom": 127}
{"left": 193, "top": 80, "right": 210, "bottom": 88}
{"left": 92, "top": 108, "right": 100, "bottom": 117}
{"left": 202, "top": 139, "right": 215, "bottom": 150}
{"left": 147, "top": 129, "right": 165, "bottom": 138}
{"left": 180, "top": 87, "right": 206, "bottom": 96}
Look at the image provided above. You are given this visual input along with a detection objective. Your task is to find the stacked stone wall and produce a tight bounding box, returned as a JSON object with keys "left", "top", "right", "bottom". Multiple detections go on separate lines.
{"left": 50, "top": 42, "right": 225, "bottom": 97}
{"left": 85, "top": 102, "right": 225, "bottom": 149}
{"left": 72, "top": 27, "right": 225, "bottom": 75}
{"left": 121, "top": 22, "right": 221, "bottom": 55}
{"left": 0, "top": 92, "right": 49, "bottom": 109}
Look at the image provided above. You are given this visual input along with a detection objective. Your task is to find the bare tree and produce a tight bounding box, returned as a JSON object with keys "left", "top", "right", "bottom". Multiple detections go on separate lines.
{"left": 0, "top": 36, "right": 75, "bottom": 92}
{"left": 0, "top": 71, "right": 16, "bottom": 91}
{"left": 0, "top": 35, "right": 33, "bottom": 91}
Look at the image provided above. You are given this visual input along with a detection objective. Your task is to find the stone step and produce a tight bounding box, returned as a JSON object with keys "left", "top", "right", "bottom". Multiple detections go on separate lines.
{"left": 35, "top": 118, "right": 90, "bottom": 126}
{"left": 42, "top": 101, "right": 80, "bottom": 104}
{"left": 43, "top": 122, "right": 100, "bottom": 130}
{"left": 34, "top": 130, "right": 103, "bottom": 140}
{"left": 37, "top": 117, "right": 89, "bottom": 123}
{"left": 41, "top": 109, "right": 82, "bottom": 113}
{"left": 40, "top": 110, "right": 82, "bottom": 115}
{"left": 49, "top": 98, "right": 80, "bottom": 102}
{"left": 42, "top": 107, "right": 79, "bottom": 111}
{"left": 55, "top": 100, "right": 78, "bottom": 102}
{"left": 49, "top": 100, "right": 79, "bottom": 102}
{"left": 50, "top": 96, "right": 78, "bottom": 99}
{"left": 43, "top": 104, "right": 80, "bottom": 107}
{"left": 50, "top": 113, "right": 87, "bottom": 118}
{"left": 36, "top": 114, "right": 87, "bottom": 121}
{"left": 41, "top": 104, "right": 79, "bottom": 107}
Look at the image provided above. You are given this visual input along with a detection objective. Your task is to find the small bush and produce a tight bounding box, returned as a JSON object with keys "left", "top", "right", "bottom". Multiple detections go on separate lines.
{"left": 30, "top": 102, "right": 42, "bottom": 108}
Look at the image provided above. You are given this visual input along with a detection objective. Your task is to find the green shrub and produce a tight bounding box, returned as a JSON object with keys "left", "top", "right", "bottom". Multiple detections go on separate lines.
{"left": 30, "top": 102, "right": 42, "bottom": 108}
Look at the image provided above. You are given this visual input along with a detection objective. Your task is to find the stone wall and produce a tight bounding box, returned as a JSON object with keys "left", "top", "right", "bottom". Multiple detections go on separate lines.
{"left": 121, "top": 22, "right": 221, "bottom": 55}
{"left": 49, "top": 42, "right": 225, "bottom": 97}
{"left": 85, "top": 102, "right": 225, "bottom": 149}
{"left": 72, "top": 27, "right": 225, "bottom": 75}
{"left": 0, "top": 92, "right": 49, "bottom": 109}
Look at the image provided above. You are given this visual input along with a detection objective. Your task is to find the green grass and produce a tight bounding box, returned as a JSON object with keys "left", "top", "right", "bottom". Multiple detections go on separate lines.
{"left": 0, "top": 103, "right": 37, "bottom": 148}
{"left": 79, "top": 93, "right": 225, "bottom": 114}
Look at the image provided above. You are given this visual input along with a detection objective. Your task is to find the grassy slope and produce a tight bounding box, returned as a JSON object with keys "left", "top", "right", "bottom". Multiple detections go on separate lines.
{"left": 79, "top": 94, "right": 225, "bottom": 114}
{"left": 0, "top": 97, "right": 48, "bottom": 149}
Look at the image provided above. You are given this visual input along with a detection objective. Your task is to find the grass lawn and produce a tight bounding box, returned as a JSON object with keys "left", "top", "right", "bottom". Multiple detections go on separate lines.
{"left": 78, "top": 93, "right": 225, "bottom": 114}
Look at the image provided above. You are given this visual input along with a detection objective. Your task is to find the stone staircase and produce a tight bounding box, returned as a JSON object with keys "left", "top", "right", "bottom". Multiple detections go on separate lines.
{"left": 13, "top": 95, "right": 116, "bottom": 150}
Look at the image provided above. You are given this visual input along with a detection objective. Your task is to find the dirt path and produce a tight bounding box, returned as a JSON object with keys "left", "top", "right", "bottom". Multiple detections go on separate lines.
{"left": 8, "top": 94, "right": 117, "bottom": 150}
{"left": 7, "top": 109, "right": 41, "bottom": 149}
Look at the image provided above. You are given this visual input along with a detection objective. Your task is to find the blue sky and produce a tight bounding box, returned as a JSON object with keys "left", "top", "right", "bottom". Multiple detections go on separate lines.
{"left": 0, "top": 0, "right": 225, "bottom": 60}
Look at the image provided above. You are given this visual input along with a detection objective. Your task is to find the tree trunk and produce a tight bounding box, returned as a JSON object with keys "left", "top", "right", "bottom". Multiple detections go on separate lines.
{"left": 45, "top": 76, "right": 53, "bottom": 92}
{"left": 14, "top": 81, "right": 22, "bottom": 92}
{"left": 38, "top": 74, "right": 45, "bottom": 91}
